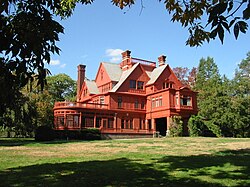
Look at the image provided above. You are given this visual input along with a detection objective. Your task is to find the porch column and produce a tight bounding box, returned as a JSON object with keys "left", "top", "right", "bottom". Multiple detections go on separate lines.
{"left": 166, "top": 117, "right": 172, "bottom": 136}
{"left": 79, "top": 112, "right": 82, "bottom": 129}
{"left": 64, "top": 112, "right": 67, "bottom": 128}
{"left": 152, "top": 118, "right": 155, "bottom": 131}
{"left": 113, "top": 113, "right": 117, "bottom": 132}
{"left": 94, "top": 114, "right": 96, "bottom": 128}
{"left": 145, "top": 119, "right": 149, "bottom": 131}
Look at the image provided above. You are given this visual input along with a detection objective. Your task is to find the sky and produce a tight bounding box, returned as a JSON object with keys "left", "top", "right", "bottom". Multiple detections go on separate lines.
{"left": 47, "top": 1, "right": 250, "bottom": 81}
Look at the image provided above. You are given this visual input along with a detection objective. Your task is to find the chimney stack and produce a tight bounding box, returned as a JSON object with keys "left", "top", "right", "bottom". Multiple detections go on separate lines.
{"left": 120, "top": 50, "right": 132, "bottom": 70}
{"left": 158, "top": 55, "right": 166, "bottom": 66}
{"left": 122, "top": 50, "right": 131, "bottom": 60}
{"left": 77, "top": 64, "right": 86, "bottom": 101}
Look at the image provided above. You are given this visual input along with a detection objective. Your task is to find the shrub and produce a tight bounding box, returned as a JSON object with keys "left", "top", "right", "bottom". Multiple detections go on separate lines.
{"left": 188, "top": 115, "right": 217, "bottom": 137}
{"left": 80, "top": 128, "right": 101, "bottom": 140}
{"left": 188, "top": 115, "right": 204, "bottom": 137}
{"left": 35, "top": 125, "right": 55, "bottom": 141}
{"left": 169, "top": 116, "right": 183, "bottom": 137}
{"left": 53, "top": 128, "right": 101, "bottom": 140}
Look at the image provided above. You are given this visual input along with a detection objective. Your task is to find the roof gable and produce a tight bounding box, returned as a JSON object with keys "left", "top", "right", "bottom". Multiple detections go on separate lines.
{"left": 146, "top": 64, "right": 168, "bottom": 85}
{"left": 146, "top": 64, "right": 184, "bottom": 89}
{"left": 110, "top": 63, "right": 140, "bottom": 92}
{"left": 86, "top": 79, "right": 99, "bottom": 94}
{"left": 102, "top": 62, "right": 122, "bottom": 82}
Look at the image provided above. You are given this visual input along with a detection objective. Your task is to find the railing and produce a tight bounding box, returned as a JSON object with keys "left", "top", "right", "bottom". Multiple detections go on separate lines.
{"left": 54, "top": 101, "right": 108, "bottom": 109}
{"left": 128, "top": 89, "right": 146, "bottom": 94}
{"left": 180, "top": 105, "right": 193, "bottom": 109}
{"left": 131, "top": 58, "right": 156, "bottom": 67}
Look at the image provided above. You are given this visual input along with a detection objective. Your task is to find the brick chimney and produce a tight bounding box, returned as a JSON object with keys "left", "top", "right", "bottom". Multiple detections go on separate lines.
{"left": 120, "top": 50, "right": 132, "bottom": 70}
{"left": 122, "top": 50, "right": 131, "bottom": 60}
{"left": 158, "top": 55, "right": 166, "bottom": 66}
{"left": 77, "top": 64, "right": 86, "bottom": 101}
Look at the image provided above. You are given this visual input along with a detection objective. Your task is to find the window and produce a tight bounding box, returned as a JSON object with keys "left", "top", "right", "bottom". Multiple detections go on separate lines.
{"left": 137, "top": 81, "right": 144, "bottom": 90}
{"left": 163, "top": 82, "right": 173, "bottom": 89}
{"left": 108, "top": 118, "right": 114, "bottom": 128}
{"left": 100, "top": 96, "right": 105, "bottom": 108}
{"left": 155, "top": 97, "right": 159, "bottom": 107}
{"left": 57, "top": 116, "right": 64, "bottom": 127}
{"left": 180, "top": 96, "right": 192, "bottom": 106}
{"left": 121, "top": 119, "right": 133, "bottom": 129}
{"left": 129, "top": 80, "right": 136, "bottom": 89}
{"left": 134, "top": 99, "right": 139, "bottom": 109}
{"left": 121, "top": 119, "right": 125, "bottom": 129}
{"left": 141, "top": 100, "right": 145, "bottom": 109}
{"left": 139, "top": 119, "right": 145, "bottom": 129}
{"left": 73, "top": 115, "right": 79, "bottom": 127}
{"left": 130, "top": 119, "right": 133, "bottom": 129}
{"left": 152, "top": 98, "right": 155, "bottom": 108}
{"left": 159, "top": 96, "right": 162, "bottom": 107}
{"left": 118, "top": 96, "right": 122, "bottom": 108}
{"left": 96, "top": 117, "right": 101, "bottom": 128}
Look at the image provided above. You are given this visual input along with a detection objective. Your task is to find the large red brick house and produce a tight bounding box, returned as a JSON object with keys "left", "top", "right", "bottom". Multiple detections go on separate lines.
{"left": 53, "top": 50, "right": 197, "bottom": 138}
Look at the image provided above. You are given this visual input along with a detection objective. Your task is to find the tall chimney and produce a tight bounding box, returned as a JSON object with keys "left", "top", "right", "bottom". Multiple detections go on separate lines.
{"left": 122, "top": 50, "right": 131, "bottom": 60}
{"left": 158, "top": 55, "right": 166, "bottom": 66}
{"left": 120, "top": 50, "right": 132, "bottom": 70}
{"left": 77, "top": 64, "right": 86, "bottom": 101}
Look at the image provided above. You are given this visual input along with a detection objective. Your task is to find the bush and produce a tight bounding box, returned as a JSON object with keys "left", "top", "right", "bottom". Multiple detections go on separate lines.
{"left": 188, "top": 115, "right": 204, "bottom": 137}
{"left": 188, "top": 115, "right": 217, "bottom": 137}
{"left": 80, "top": 128, "right": 101, "bottom": 140}
{"left": 169, "top": 116, "right": 183, "bottom": 137}
{"left": 53, "top": 128, "right": 101, "bottom": 140}
{"left": 35, "top": 125, "right": 55, "bottom": 141}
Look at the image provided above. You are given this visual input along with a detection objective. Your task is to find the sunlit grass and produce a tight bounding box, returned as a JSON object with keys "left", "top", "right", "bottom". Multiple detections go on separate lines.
{"left": 0, "top": 137, "right": 249, "bottom": 186}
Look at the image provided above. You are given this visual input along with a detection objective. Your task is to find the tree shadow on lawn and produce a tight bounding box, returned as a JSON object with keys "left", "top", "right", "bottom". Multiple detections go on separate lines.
{"left": 0, "top": 139, "right": 85, "bottom": 147}
{"left": 157, "top": 148, "right": 250, "bottom": 187}
{"left": 1, "top": 149, "right": 250, "bottom": 187}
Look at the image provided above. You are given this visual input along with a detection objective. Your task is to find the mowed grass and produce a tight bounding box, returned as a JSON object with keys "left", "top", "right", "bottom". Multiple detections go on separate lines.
{"left": 0, "top": 137, "right": 249, "bottom": 187}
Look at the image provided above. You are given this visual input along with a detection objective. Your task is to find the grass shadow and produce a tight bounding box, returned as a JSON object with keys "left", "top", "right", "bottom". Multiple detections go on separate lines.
{"left": 0, "top": 158, "right": 222, "bottom": 187}
{"left": 157, "top": 148, "right": 250, "bottom": 187}
{"left": 0, "top": 138, "right": 90, "bottom": 147}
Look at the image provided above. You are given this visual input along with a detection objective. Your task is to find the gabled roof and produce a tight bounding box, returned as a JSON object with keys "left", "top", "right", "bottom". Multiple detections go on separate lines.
{"left": 102, "top": 62, "right": 122, "bottom": 82}
{"left": 146, "top": 64, "right": 168, "bottom": 85}
{"left": 85, "top": 79, "right": 99, "bottom": 94}
{"left": 110, "top": 63, "right": 140, "bottom": 92}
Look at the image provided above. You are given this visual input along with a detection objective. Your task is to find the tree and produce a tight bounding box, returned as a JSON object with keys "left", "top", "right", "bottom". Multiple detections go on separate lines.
{"left": 0, "top": 0, "right": 63, "bottom": 120}
{"left": 193, "top": 55, "right": 250, "bottom": 137}
{"left": 230, "top": 52, "right": 250, "bottom": 137}
{"left": 46, "top": 73, "right": 76, "bottom": 101}
{"left": 173, "top": 66, "right": 197, "bottom": 87}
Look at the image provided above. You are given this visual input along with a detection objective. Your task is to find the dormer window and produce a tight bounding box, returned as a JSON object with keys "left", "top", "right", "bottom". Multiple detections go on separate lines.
{"left": 129, "top": 80, "right": 136, "bottom": 89}
{"left": 163, "top": 82, "right": 173, "bottom": 89}
{"left": 129, "top": 80, "right": 144, "bottom": 90}
{"left": 137, "top": 81, "right": 144, "bottom": 90}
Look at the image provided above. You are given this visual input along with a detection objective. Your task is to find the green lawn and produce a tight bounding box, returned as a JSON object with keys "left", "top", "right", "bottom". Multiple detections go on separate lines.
{"left": 0, "top": 137, "right": 249, "bottom": 187}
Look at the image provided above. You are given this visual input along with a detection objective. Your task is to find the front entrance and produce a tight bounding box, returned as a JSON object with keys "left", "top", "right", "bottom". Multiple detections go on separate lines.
{"left": 155, "top": 117, "right": 167, "bottom": 136}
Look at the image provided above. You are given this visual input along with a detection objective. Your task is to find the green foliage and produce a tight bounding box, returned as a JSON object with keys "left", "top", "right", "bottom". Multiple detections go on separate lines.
{"left": 54, "top": 128, "right": 101, "bottom": 140}
{"left": 35, "top": 125, "right": 55, "bottom": 141}
{"left": 188, "top": 115, "right": 204, "bottom": 137}
{"left": 46, "top": 73, "right": 76, "bottom": 101}
{"left": 169, "top": 116, "right": 183, "bottom": 137}
{"left": 194, "top": 53, "right": 250, "bottom": 137}
{"left": 1, "top": 0, "right": 63, "bottom": 133}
